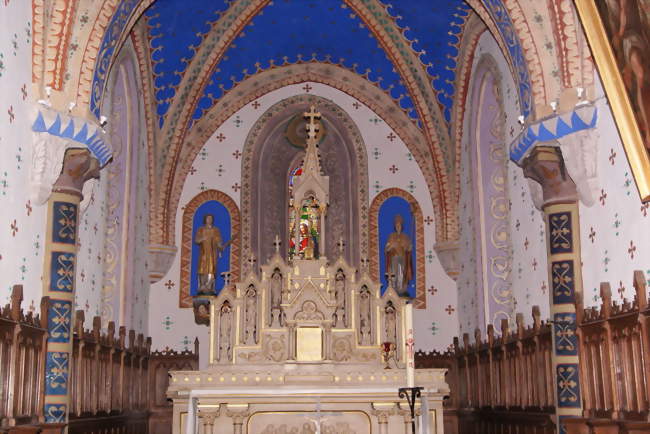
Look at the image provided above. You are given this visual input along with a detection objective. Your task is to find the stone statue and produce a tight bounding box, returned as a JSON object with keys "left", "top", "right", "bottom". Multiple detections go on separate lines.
{"left": 333, "top": 269, "right": 346, "bottom": 328}
{"left": 194, "top": 214, "right": 230, "bottom": 294}
{"left": 384, "top": 214, "right": 413, "bottom": 297}
{"left": 219, "top": 301, "right": 233, "bottom": 361}
{"left": 270, "top": 269, "right": 282, "bottom": 309}
{"left": 359, "top": 286, "right": 371, "bottom": 345}
{"left": 269, "top": 268, "right": 283, "bottom": 327}
{"left": 244, "top": 286, "right": 257, "bottom": 345}
{"left": 384, "top": 301, "right": 397, "bottom": 345}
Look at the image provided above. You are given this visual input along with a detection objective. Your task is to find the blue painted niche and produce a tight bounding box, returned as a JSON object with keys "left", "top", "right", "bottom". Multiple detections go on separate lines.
{"left": 190, "top": 200, "right": 232, "bottom": 295}
{"left": 378, "top": 196, "right": 416, "bottom": 297}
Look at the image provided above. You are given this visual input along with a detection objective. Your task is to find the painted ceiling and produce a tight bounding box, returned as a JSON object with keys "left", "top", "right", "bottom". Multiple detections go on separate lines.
{"left": 145, "top": 0, "right": 470, "bottom": 129}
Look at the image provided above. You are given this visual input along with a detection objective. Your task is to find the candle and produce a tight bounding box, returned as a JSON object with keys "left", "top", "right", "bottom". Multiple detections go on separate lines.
{"left": 405, "top": 301, "right": 415, "bottom": 388}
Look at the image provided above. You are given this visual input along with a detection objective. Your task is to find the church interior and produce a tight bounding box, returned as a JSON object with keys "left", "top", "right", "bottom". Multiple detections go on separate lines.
{"left": 0, "top": 0, "right": 649, "bottom": 433}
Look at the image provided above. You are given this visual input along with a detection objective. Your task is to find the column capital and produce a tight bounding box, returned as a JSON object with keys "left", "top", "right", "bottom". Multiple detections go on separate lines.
{"left": 225, "top": 403, "right": 250, "bottom": 424}
{"left": 52, "top": 148, "right": 100, "bottom": 199}
{"left": 198, "top": 405, "right": 221, "bottom": 427}
{"left": 30, "top": 106, "right": 111, "bottom": 206}
{"left": 433, "top": 240, "right": 460, "bottom": 281}
{"left": 371, "top": 402, "right": 395, "bottom": 424}
{"left": 148, "top": 243, "right": 177, "bottom": 283}
{"left": 522, "top": 146, "right": 578, "bottom": 207}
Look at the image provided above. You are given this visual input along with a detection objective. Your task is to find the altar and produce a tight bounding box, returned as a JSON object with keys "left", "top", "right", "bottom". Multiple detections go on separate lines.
{"left": 167, "top": 107, "right": 449, "bottom": 433}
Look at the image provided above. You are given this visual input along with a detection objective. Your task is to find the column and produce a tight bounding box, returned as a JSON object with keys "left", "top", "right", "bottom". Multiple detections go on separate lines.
{"left": 522, "top": 146, "right": 583, "bottom": 432}
{"left": 42, "top": 148, "right": 100, "bottom": 426}
{"left": 371, "top": 403, "right": 395, "bottom": 434}
{"left": 226, "top": 404, "right": 250, "bottom": 434}
{"left": 198, "top": 405, "right": 221, "bottom": 434}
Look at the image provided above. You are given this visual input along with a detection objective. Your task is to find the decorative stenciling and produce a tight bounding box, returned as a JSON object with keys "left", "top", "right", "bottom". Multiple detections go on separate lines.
{"left": 49, "top": 251, "right": 74, "bottom": 292}
{"left": 44, "top": 404, "right": 66, "bottom": 423}
{"left": 553, "top": 312, "right": 578, "bottom": 356}
{"left": 482, "top": 0, "right": 533, "bottom": 118}
{"left": 549, "top": 211, "right": 572, "bottom": 254}
{"left": 45, "top": 351, "right": 69, "bottom": 395}
{"left": 552, "top": 260, "right": 575, "bottom": 304}
{"left": 510, "top": 105, "right": 598, "bottom": 162}
{"left": 556, "top": 363, "right": 581, "bottom": 408}
{"left": 52, "top": 202, "right": 77, "bottom": 244}
{"left": 31, "top": 109, "right": 113, "bottom": 166}
{"left": 47, "top": 300, "right": 72, "bottom": 343}
{"left": 89, "top": 0, "right": 141, "bottom": 118}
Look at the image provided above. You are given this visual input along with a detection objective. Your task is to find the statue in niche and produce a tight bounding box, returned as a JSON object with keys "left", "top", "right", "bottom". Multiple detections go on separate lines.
{"left": 359, "top": 286, "right": 371, "bottom": 345}
{"left": 244, "top": 285, "right": 257, "bottom": 345}
{"left": 194, "top": 214, "right": 231, "bottom": 294}
{"left": 270, "top": 268, "right": 282, "bottom": 309}
{"left": 269, "top": 268, "right": 283, "bottom": 327}
{"left": 384, "top": 301, "right": 397, "bottom": 345}
{"left": 333, "top": 269, "right": 346, "bottom": 328}
{"left": 384, "top": 214, "right": 413, "bottom": 297}
{"left": 219, "top": 301, "right": 233, "bottom": 361}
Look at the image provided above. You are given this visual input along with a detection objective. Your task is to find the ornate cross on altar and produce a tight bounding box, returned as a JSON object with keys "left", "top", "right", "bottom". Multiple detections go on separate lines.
{"left": 273, "top": 234, "right": 281, "bottom": 253}
{"left": 247, "top": 254, "right": 257, "bottom": 272}
{"left": 304, "top": 105, "right": 321, "bottom": 140}
{"left": 337, "top": 237, "right": 345, "bottom": 255}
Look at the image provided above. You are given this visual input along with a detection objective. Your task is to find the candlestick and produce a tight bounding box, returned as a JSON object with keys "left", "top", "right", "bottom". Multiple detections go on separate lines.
{"left": 405, "top": 301, "right": 415, "bottom": 388}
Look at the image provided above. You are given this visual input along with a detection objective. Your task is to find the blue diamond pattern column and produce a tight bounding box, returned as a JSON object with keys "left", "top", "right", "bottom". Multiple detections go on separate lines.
{"left": 523, "top": 146, "right": 583, "bottom": 434}
{"left": 42, "top": 149, "right": 99, "bottom": 426}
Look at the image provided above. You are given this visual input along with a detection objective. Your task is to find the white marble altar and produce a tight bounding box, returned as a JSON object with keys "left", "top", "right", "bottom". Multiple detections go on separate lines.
{"left": 167, "top": 107, "right": 449, "bottom": 433}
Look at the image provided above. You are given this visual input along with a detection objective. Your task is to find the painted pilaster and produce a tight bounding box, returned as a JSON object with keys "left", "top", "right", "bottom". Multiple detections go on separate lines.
{"left": 523, "top": 146, "right": 583, "bottom": 434}
{"left": 42, "top": 148, "right": 100, "bottom": 425}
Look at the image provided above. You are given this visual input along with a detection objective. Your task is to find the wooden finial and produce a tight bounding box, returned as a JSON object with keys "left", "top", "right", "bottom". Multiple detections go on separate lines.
{"left": 119, "top": 326, "right": 126, "bottom": 349}
{"left": 500, "top": 318, "right": 510, "bottom": 338}
{"left": 600, "top": 282, "right": 612, "bottom": 319}
{"left": 107, "top": 321, "right": 115, "bottom": 345}
{"left": 75, "top": 310, "right": 85, "bottom": 336}
{"left": 92, "top": 316, "right": 101, "bottom": 340}
{"left": 532, "top": 305, "right": 541, "bottom": 332}
{"left": 10, "top": 285, "right": 23, "bottom": 321}
{"left": 516, "top": 313, "right": 524, "bottom": 337}
{"left": 39, "top": 296, "right": 50, "bottom": 329}
{"left": 633, "top": 270, "right": 648, "bottom": 310}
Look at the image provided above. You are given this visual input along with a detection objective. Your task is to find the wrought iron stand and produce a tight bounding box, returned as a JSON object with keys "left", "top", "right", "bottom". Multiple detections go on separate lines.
{"left": 398, "top": 386, "right": 423, "bottom": 434}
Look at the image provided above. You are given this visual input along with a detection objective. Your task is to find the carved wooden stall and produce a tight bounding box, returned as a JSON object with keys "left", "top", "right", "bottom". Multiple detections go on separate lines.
{"left": 425, "top": 307, "right": 557, "bottom": 434}
{"left": 417, "top": 270, "right": 650, "bottom": 434}
{"left": 563, "top": 270, "right": 650, "bottom": 434}
{"left": 0, "top": 285, "right": 198, "bottom": 434}
{"left": 148, "top": 345, "right": 199, "bottom": 434}
{"left": 0, "top": 286, "right": 48, "bottom": 430}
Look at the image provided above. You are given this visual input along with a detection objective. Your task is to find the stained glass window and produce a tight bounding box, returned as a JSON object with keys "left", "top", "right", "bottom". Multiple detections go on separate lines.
{"left": 288, "top": 163, "right": 321, "bottom": 260}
